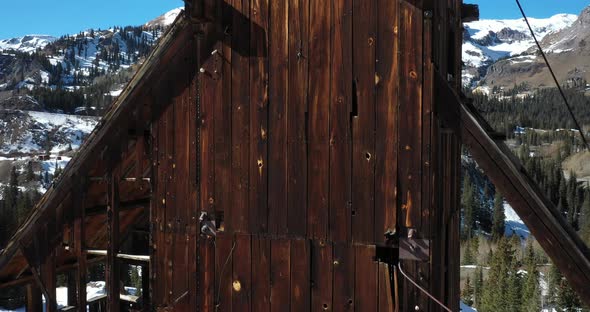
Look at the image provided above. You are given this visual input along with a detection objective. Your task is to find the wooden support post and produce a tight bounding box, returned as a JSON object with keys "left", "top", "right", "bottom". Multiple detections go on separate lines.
{"left": 141, "top": 264, "right": 150, "bottom": 311}
{"left": 74, "top": 185, "right": 87, "bottom": 312}
{"left": 106, "top": 172, "right": 121, "bottom": 312}
{"left": 42, "top": 250, "right": 57, "bottom": 312}
{"left": 67, "top": 270, "right": 76, "bottom": 307}
{"left": 26, "top": 283, "right": 43, "bottom": 312}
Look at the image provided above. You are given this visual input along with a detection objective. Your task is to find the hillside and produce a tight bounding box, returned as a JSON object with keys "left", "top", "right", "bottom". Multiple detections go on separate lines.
{"left": 463, "top": 5, "right": 590, "bottom": 92}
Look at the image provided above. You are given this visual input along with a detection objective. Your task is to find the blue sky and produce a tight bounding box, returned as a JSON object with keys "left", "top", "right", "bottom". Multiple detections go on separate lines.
{"left": 468, "top": 0, "right": 589, "bottom": 19}
{"left": 0, "top": 1, "right": 588, "bottom": 39}
{"left": 0, "top": 0, "right": 183, "bottom": 39}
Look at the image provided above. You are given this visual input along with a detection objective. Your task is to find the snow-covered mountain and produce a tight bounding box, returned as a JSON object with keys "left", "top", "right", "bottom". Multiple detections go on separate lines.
{"left": 145, "top": 7, "right": 183, "bottom": 28}
{"left": 0, "top": 35, "right": 56, "bottom": 53}
{"left": 462, "top": 13, "right": 577, "bottom": 88}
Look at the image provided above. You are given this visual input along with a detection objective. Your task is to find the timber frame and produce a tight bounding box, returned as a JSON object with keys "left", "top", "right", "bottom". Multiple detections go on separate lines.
{"left": 0, "top": 0, "right": 588, "bottom": 311}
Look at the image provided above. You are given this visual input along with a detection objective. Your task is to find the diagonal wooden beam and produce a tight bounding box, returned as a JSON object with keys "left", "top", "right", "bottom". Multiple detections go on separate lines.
{"left": 435, "top": 71, "right": 590, "bottom": 305}
{"left": 18, "top": 243, "right": 57, "bottom": 310}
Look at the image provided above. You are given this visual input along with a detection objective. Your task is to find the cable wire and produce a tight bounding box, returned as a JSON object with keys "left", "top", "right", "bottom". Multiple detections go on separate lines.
{"left": 515, "top": 0, "right": 590, "bottom": 151}
{"left": 396, "top": 263, "right": 453, "bottom": 312}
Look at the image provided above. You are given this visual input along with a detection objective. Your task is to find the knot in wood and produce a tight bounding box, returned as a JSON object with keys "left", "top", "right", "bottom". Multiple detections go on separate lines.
{"left": 233, "top": 280, "right": 242, "bottom": 292}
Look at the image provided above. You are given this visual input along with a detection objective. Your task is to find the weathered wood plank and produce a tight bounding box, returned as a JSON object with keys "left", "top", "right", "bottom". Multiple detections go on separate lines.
{"left": 251, "top": 236, "right": 270, "bottom": 312}
{"left": 164, "top": 98, "right": 176, "bottom": 305}
{"left": 311, "top": 240, "right": 332, "bottom": 312}
{"left": 420, "top": 8, "right": 435, "bottom": 311}
{"left": 287, "top": 0, "right": 309, "bottom": 237}
{"left": 375, "top": 0, "right": 400, "bottom": 241}
{"left": 214, "top": 5, "right": 233, "bottom": 232}
{"left": 307, "top": 0, "right": 331, "bottom": 240}
{"left": 172, "top": 62, "right": 191, "bottom": 307}
{"left": 249, "top": 0, "right": 269, "bottom": 235}
{"left": 332, "top": 243, "right": 354, "bottom": 312}
{"left": 270, "top": 239, "right": 290, "bottom": 311}
{"left": 268, "top": 0, "right": 289, "bottom": 236}
{"left": 398, "top": 3, "right": 424, "bottom": 309}
{"left": 230, "top": 0, "right": 251, "bottom": 233}
{"left": 215, "top": 233, "right": 233, "bottom": 312}
{"left": 290, "top": 239, "right": 310, "bottom": 311}
{"left": 378, "top": 263, "right": 394, "bottom": 312}
{"left": 198, "top": 237, "right": 215, "bottom": 311}
{"left": 399, "top": 0, "right": 423, "bottom": 232}
{"left": 354, "top": 245, "right": 377, "bottom": 312}
{"left": 329, "top": 0, "right": 353, "bottom": 243}
{"left": 232, "top": 234, "right": 251, "bottom": 312}
{"left": 351, "top": 0, "right": 376, "bottom": 244}
{"left": 200, "top": 44, "right": 219, "bottom": 216}
{"left": 151, "top": 90, "right": 165, "bottom": 304}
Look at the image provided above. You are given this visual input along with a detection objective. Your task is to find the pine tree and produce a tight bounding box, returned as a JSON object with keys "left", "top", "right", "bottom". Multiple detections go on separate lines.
{"left": 480, "top": 237, "right": 521, "bottom": 312}
{"left": 580, "top": 190, "right": 590, "bottom": 244}
{"left": 491, "top": 192, "right": 505, "bottom": 241}
{"left": 462, "top": 276, "right": 474, "bottom": 306}
{"left": 547, "top": 264, "right": 561, "bottom": 306}
{"left": 462, "top": 173, "right": 478, "bottom": 239}
{"left": 522, "top": 239, "right": 541, "bottom": 312}
{"left": 474, "top": 267, "right": 484, "bottom": 308}
{"left": 463, "top": 239, "right": 476, "bottom": 265}
{"left": 25, "top": 161, "right": 35, "bottom": 182}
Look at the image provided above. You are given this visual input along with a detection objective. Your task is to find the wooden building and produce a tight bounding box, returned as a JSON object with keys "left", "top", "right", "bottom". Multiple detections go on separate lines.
{"left": 0, "top": 0, "right": 589, "bottom": 311}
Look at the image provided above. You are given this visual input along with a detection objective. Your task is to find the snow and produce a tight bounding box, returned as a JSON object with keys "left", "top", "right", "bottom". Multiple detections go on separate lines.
{"left": 462, "top": 13, "right": 577, "bottom": 83}
{"left": 109, "top": 89, "right": 123, "bottom": 97}
{"left": 39, "top": 70, "right": 50, "bottom": 84}
{"left": 162, "top": 8, "right": 183, "bottom": 26}
{"left": 466, "top": 14, "right": 577, "bottom": 42}
{"left": 504, "top": 202, "right": 531, "bottom": 239}
{"left": 0, "top": 35, "right": 56, "bottom": 53}
{"left": 460, "top": 265, "right": 490, "bottom": 270}
{"left": 460, "top": 301, "right": 477, "bottom": 311}
{"left": 0, "top": 281, "right": 107, "bottom": 312}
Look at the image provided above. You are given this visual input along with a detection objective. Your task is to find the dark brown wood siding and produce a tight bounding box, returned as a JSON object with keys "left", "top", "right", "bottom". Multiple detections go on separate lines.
{"left": 148, "top": 0, "right": 465, "bottom": 310}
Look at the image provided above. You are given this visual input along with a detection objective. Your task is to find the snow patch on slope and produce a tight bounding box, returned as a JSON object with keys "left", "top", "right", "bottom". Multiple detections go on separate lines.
{"left": 504, "top": 202, "right": 531, "bottom": 239}
{"left": 0, "top": 35, "right": 56, "bottom": 53}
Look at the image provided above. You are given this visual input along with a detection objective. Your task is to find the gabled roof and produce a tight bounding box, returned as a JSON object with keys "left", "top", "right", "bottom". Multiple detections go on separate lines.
{"left": 0, "top": 11, "right": 190, "bottom": 285}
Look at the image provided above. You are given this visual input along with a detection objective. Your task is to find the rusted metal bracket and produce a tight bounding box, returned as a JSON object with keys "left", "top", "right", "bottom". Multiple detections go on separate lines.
{"left": 374, "top": 230, "right": 430, "bottom": 264}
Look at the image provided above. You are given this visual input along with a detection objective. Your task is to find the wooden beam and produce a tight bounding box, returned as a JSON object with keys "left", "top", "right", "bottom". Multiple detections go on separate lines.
{"left": 18, "top": 242, "right": 57, "bottom": 311}
{"left": 435, "top": 71, "right": 590, "bottom": 305}
{"left": 26, "top": 283, "right": 43, "bottom": 312}
{"left": 42, "top": 250, "right": 57, "bottom": 312}
{"left": 0, "top": 256, "right": 105, "bottom": 290}
{"left": 67, "top": 270, "right": 76, "bottom": 307}
{"left": 141, "top": 264, "right": 150, "bottom": 311}
{"left": 73, "top": 185, "right": 87, "bottom": 312}
{"left": 106, "top": 173, "right": 121, "bottom": 312}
